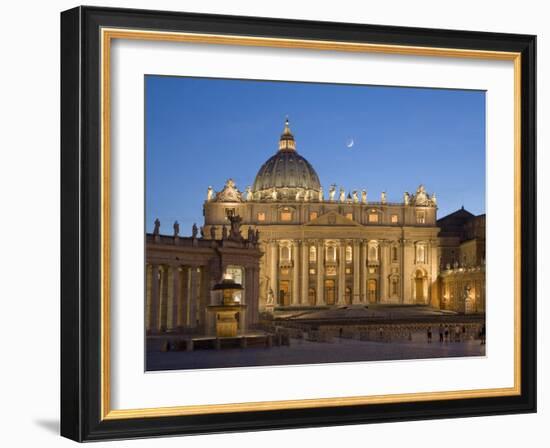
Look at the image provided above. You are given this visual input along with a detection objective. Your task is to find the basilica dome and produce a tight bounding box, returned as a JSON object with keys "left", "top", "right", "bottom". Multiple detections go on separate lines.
{"left": 252, "top": 119, "right": 321, "bottom": 200}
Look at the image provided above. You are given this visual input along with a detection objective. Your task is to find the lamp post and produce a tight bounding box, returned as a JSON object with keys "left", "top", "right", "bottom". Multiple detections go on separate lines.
{"left": 209, "top": 274, "right": 247, "bottom": 337}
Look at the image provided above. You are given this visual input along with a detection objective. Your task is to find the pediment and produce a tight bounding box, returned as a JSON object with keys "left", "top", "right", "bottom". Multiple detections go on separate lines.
{"left": 305, "top": 211, "right": 362, "bottom": 227}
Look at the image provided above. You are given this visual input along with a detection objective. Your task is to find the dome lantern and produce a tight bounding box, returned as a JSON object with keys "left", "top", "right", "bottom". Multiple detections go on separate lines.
{"left": 278, "top": 117, "right": 296, "bottom": 152}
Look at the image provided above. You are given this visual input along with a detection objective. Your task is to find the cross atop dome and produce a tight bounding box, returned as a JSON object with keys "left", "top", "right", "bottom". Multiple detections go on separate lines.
{"left": 278, "top": 117, "right": 296, "bottom": 152}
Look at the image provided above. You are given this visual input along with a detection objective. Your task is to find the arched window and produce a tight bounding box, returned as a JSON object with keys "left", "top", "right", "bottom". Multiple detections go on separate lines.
{"left": 309, "top": 245, "right": 317, "bottom": 262}
{"left": 368, "top": 245, "right": 378, "bottom": 261}
{"left": 326, "top": 245, "right": 336, "bottom": 262}
{"left": 346, "top": 245, "right": 353, "bottom": 263}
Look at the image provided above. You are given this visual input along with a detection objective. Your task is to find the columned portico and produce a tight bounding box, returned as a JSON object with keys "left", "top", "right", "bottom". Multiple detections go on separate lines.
{"left": 146, "top": 228, "right": 262, "bottom": 335}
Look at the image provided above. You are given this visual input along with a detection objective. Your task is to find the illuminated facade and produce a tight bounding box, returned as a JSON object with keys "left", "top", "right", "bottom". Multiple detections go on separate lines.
{"left": 202, "top": 120, "right": 442, "bottom": 311}
{"left": 438, "top": 209, "right": 486, "bottom": 314}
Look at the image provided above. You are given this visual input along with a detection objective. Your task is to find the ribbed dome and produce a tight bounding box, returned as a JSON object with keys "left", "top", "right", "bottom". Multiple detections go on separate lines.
{"left": 253, "top": 151, "right": 321, "bottom": 191}
{"left": 252, "top": 119, "right": 321, "bottom": 200}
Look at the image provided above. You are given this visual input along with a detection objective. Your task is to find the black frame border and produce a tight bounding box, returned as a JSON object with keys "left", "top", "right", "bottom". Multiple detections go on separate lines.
{"left": 61, "top": 6, "right": 536, "bottom": 442}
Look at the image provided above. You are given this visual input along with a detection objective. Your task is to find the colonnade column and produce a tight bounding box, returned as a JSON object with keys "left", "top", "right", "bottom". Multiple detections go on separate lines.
{"left": 301, "top": 240, "right": 309, "bottom": 306}
{"left": 168, "top": 265, "right": 180, "bottom": 331}
{"left": 188, "top": 267, "right": 199, "bottom": 328}
{"left": 145, "top": 265, "right": 152, "bottom": 330}
{"left": 150, "top": 264, "right": 160, "bottom": 333}
{"left": 361, "top": 240, "right": 368, "bottom": 303}
{"left": 352, "top": 240, "right": 360, "bottom": 304}
{"left": 316, "top": 240, "right": 325, "bottom": 305}
{"left": 178, "top": 267, "right": 189, "bottom": 328}
{"left": 292, "top": 241, "right": 300, "bottom": 305}
{"left": 337, "top": 243, "right": 345, "bottom": 304}
{"left": 159, "top": 266, "right": 168, "bottom": 331}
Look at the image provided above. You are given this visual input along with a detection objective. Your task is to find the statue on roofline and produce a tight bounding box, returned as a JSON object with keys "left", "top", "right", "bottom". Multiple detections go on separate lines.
{"left": 329, "top": 184, "right": 336, "bottom": 201}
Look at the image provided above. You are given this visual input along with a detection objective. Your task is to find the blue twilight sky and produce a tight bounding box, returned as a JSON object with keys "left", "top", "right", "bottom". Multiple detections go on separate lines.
{"left": 145, "top": 76, "right": 486, "bottom": 236}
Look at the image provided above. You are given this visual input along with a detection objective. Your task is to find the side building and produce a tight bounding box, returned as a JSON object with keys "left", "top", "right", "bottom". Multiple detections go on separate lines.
{"left": 438, "top": 207, "right": 486, "bottom": 314}
{"left": 145, "top": 219, "right": 262, "bottom": 335}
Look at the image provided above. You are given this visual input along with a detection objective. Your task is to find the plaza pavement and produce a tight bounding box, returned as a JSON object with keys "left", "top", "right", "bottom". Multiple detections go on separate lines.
{"left": 146, "top": 332, "right": 485, "bottom": 371}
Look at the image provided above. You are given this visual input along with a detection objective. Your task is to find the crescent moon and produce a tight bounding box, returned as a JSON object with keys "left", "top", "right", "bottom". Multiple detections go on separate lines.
{"left": 346, "top": 138, "right": 354, "bottom": 148}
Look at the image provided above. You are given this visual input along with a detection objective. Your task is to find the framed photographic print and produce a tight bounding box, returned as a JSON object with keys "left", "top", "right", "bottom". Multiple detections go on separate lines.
{"left": 60, "top": 6, "right": 536, "bottom": 441}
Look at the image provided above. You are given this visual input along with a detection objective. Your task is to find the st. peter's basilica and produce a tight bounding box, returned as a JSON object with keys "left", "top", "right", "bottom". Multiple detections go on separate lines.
{"left": 145, "top": 119, "right": 485, "bottom": 335}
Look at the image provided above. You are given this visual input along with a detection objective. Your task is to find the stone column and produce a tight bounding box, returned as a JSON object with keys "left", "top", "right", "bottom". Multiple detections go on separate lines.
{"left": 301, "top": 240, "right": 309, "bottom": 306}
{"left": 159, "top": 266, "right": 168, "bottom": 331}
{"left": 337, "top": 243, "right": 346, "bottom": 305}
{"left": 149, "top": 264, "right": 160, "bottom": 333}
{"left": 380, "top": 242, "right": 388, "bottom": 303}
{"left": 361, "top": 240, "right": 368, "bottom": 303}
{"left": 403, "top": 240, "right": 414, "bottom": 304}
{"left": 352, "top": 240, "right": 360, "bottom": 304}
{"left": 251, "top": 266, "right": 260, "bottom": 325}
{"left": 188, "top": 267, "right": 199, "bottom": 328}
{"left": 145, "top": 264, "right": 152, "bottom": 330}
{"left": 168, "top": 265, "right": 180, "bottom": 331}
{"left": 292, "top": 241, "right": 300, "bottom": 305}
{"left": 316, "top": 240, "right": 325, "bottom": 305}
{"left": 270, "top": 241, "right": 278, "bottom": 304}
{"left": 178, "top": 267, "right": 188, "bottom": 328}
{"left": 430, "top": 241, "right": 440, "bottom": 307}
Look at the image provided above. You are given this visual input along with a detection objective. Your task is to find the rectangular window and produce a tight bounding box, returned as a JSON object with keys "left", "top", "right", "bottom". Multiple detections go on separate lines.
{"left": 257, "top": 212, "right": 266, "bottom": 222}
{"left": 368, "top": 214, "right": 379, "bottom": 223}
{"left": 391, "top": 214, "right": 398, "bottom": 223}
{"left": 309, "top": 211, "right": 318, "bottom": 221}
{"left": 345, "top": 267, "right": 352, "bottom": 274}
{"left": 416, "top": 212, "right": 426, "bottom": 224}
{"left": 225, "top": 208, "right": 236, "bottom": 218}
{"left": 280, "top": 211, "right": 292, "bottom": 221}
{"left": 309, "top": 246, "right": 317, "bottom": 262}
{"left": 309, "top": 268, "right": 316, "bottom": 275}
